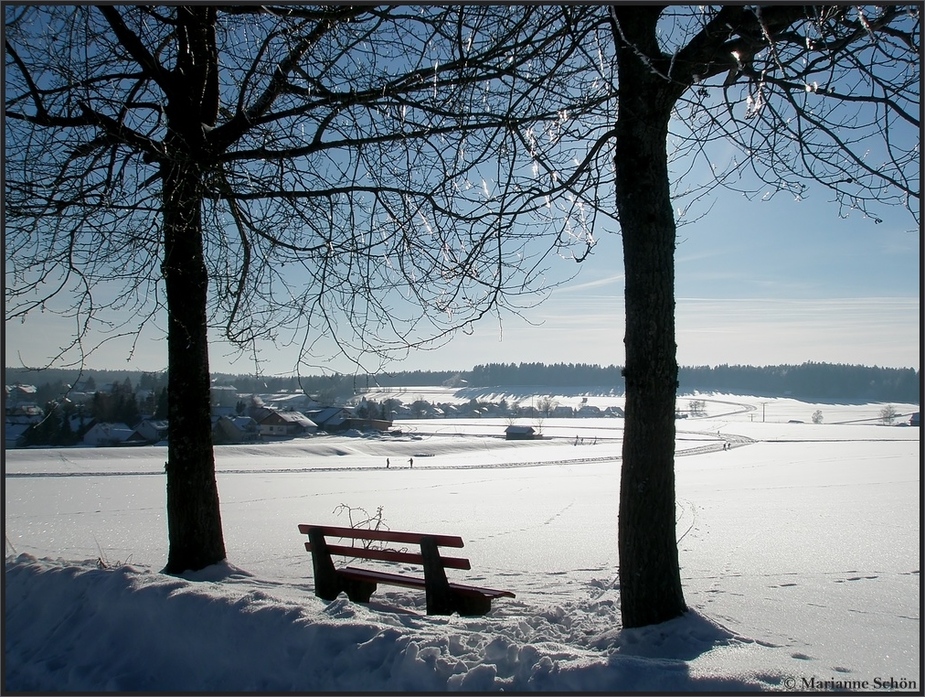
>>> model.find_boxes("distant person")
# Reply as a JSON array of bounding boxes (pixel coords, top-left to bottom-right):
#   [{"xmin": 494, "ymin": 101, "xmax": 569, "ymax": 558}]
[
  {"xmin": 386, "ymin": 458, "xmax": 390, "ymax": 469},
  {"xmin": 409, "ymin": 457, "xmax": 413, "ymax": 468}
]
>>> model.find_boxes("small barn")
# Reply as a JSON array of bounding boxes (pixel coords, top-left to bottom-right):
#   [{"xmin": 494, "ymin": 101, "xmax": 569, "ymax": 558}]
[
  {"xmin": 347, "ymin": 417, "xmax": 394, "ymax": 433},
  {"xmin": 505, "ymin": 425, "xmax": 536, "ymax": 441}
]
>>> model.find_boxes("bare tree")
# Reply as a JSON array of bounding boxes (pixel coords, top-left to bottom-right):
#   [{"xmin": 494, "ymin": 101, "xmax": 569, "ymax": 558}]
[
  {"xmin": 879, "ymin": 404, "xmax": 898, "ymax": 425},
  {"xmin": 519, "ymin": 4, "xmax": 918, "ymax": 628},
  {"xmin": 5, "ymin": 5, "xmax": 611, "ymax": 573},
  {"xmin": 592, "ymin": 5, "xmax": 917, "ymax": 628},
  {"xmin": 535, "ymin": 395, "xmax": 558, "ymax": 417}
]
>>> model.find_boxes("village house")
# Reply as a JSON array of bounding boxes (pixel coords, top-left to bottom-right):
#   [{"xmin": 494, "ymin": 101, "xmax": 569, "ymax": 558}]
[
  {"xmin": 262, "ymin": 391, "xmax": 321, "ymax": 413},
  {"xmin": 5, "ymin": 402, "xmax": 43, "ymax": 423},
  {"xmin": 5, "ymin": 384, "xmax": 38, "ymax": 406},
  {"xmin": 4, "ymin": 401, "xmax": 43, "ymax": 448},
  {"xmin": 4, "ymin": 422, "xmax": 32, "ymax": 449},
  {"xmin": 83, "ymin": 422, "xmax": 146, "ymax": 447},
  {"xmin": 304, "ymin": 407, "xmax": 351, "ymax": 433},
  {"xmin": 132, "ymin": 419, "xmax": 169, "ymax": 444},
  {"xmin": 346, "ymin": 417, "xmax": 395, "ymax": 433},
  {"xmin": 576, "ymin": 404, "xmax": 602, "ymax": 417},
  {"xmin": 257, "ymin": 410, "xmax": 317, "ymax": 438},
  {"xmin": 213, "ymin": 415, "xmax": 260, "ymax": 443}
]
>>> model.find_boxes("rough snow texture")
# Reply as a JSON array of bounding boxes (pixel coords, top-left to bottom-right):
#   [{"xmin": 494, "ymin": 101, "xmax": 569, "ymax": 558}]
[{"xmin": 5, "ymin": 394, "xmax": 920, "ymax": 692}]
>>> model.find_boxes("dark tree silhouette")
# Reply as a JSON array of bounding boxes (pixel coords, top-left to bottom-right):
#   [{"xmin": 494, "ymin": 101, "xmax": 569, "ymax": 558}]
[
  {"xmin": 5, "ymin": 5, "xmax": 609, "ymax": 572},
  {"xmin": 596, "ymin": 5, "xmax": 918, "ymax": 627}
]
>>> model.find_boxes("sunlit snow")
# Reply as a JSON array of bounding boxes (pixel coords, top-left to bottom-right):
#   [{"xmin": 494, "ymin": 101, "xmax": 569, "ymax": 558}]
[{"xmin": 4, "ymin": 393, "xmax": 920, "ymax": 692}]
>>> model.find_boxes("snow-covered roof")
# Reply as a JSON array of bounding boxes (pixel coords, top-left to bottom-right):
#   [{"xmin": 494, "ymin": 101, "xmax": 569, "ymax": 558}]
[
  {"xmin": 84, "ymin": 422, "xmax": 136, "ymax": 442},
  {"xmin": 140, "ymin": 419, "xmax": 169, "ymax": 429},
  {"xmin": 306, "ymin": 407, "xmax": 348, "ymax": 426},
  {"xmin": 279, "ymin": 411, "xmax": 314, "ymax": 426}
]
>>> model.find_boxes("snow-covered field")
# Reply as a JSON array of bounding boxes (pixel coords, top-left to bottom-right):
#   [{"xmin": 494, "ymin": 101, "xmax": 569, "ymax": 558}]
[{"xmin": 4, "ymin": 394, "xmax": 920, "ymax": 692}]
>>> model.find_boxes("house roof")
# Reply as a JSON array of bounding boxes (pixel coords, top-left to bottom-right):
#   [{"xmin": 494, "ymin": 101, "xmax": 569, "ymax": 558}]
[
  {"xmin": 4, "ymin": 423, "xmax": 30, "ymax": 443},
  {"xmin": 85, "ymin": 422, "xmax": 138, "ymax": 443},
  {"xmin": 139, "ymin": 419, "xmax": 169, "ymax": 429},
  {"xmin": 259, "ymin": 410, "xmax": 316, "ymax": 427},
  {"xmin": 305, "ymin": 407, "xmax": 348, "ymax": 426},
  {"xmin": 87, "ymin": 422, "xmax": 132, "ymax": 432},
  {"xmin": 505, "ymin": 425, "xmax": 535, "ymax": 434}
]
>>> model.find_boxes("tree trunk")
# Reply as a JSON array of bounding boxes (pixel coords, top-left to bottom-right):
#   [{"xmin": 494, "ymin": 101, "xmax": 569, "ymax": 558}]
[
  {"xmin": 161, "ymin": 158, "xmax": 226, "ymax": 574},
  {"xmin": 613, "ymin": 8, "xmax": 687, "ymax": 628},
  {"xmin": 159, "ymin": 6, "xmax": 225, "ymax": 573}
]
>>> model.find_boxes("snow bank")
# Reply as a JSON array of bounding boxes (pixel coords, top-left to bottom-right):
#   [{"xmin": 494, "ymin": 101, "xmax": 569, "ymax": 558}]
[{"xmin": 4, "ymin": 554, "xmax": 778, "ymax": 692}]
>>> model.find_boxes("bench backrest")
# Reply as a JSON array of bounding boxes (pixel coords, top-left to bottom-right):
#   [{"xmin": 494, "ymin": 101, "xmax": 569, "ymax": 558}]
[{"xmin": 297, "ymin": 523, "xmax": 472, "ymax": 570}]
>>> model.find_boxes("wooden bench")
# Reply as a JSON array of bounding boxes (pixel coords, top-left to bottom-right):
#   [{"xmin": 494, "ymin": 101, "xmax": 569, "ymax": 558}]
[{"xmin": 297, "ymin": 523, "xmax": 514, "ymax": 616}]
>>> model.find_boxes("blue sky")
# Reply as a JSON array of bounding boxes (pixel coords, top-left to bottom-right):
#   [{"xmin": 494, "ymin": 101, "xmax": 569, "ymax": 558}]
[
  {"xmin": 389, "ymin": 184, "xmax": 920, "ymax": 373},
  {"xmin": 5, "ymin": 176, "xmax": 918, "ymax": 377},
  {"xmin": 4, "ymin": 7, "xmax": 919, "ymax": 379}
]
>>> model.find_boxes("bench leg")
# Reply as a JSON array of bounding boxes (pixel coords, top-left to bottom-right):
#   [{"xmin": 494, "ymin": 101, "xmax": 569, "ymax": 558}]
[
  {"xmin": 341, "ymin": 577, "xmax": 377, "ymax": 603},
  {"xmin": 420, "ymin": 536, "xmax": 454, "ymax": 615},
  {"xmin": 308, "ymin": 529, "xmax": 342, "ymax": 601},
  {"xmin": 453, "ymin": 592, "xmax": 492, "ymax": 617}
]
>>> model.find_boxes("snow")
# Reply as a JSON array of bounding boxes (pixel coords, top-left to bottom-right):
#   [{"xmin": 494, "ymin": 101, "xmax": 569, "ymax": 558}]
[{"xmin": 4, "ymin": 394, "xmax": 921, "ymax": 692}]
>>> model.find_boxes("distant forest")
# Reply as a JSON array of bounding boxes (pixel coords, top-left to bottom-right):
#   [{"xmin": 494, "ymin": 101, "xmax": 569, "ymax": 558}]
[
  {"xmin": 5, "ymin": 361, "xmax": 919, "ymax": 404},
  {"xmin": 465, "ymin": 362, "xmax": 920, "ymax": 403}
]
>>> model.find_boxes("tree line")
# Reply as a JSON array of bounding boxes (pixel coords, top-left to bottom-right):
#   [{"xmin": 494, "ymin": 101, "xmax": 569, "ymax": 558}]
[
  {"xmin": 9, "ymin": 361, "xmax": 918, "ymax": 406},
  {"xmin": 406, "ymin": 361, "xmax": 919, "ymax": 403},
  {"xmin": 677, "ymin": 363, "xmax": 919, "ymax": 404}
]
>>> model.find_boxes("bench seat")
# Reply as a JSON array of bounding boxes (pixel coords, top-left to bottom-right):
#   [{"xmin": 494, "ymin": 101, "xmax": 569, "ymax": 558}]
[
  {"xmin": 340, "ymin": 566, "xmax": 515, "ymax": 598},
  {"xmin": 338, "ymin": 566, "xmax": 513, "ymax": 616}
]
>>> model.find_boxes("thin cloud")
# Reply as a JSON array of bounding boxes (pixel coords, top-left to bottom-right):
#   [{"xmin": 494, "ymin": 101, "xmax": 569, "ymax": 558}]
[{"xmin": 555, "ymin": 274, "xmax": 625, "ymax": 293}]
